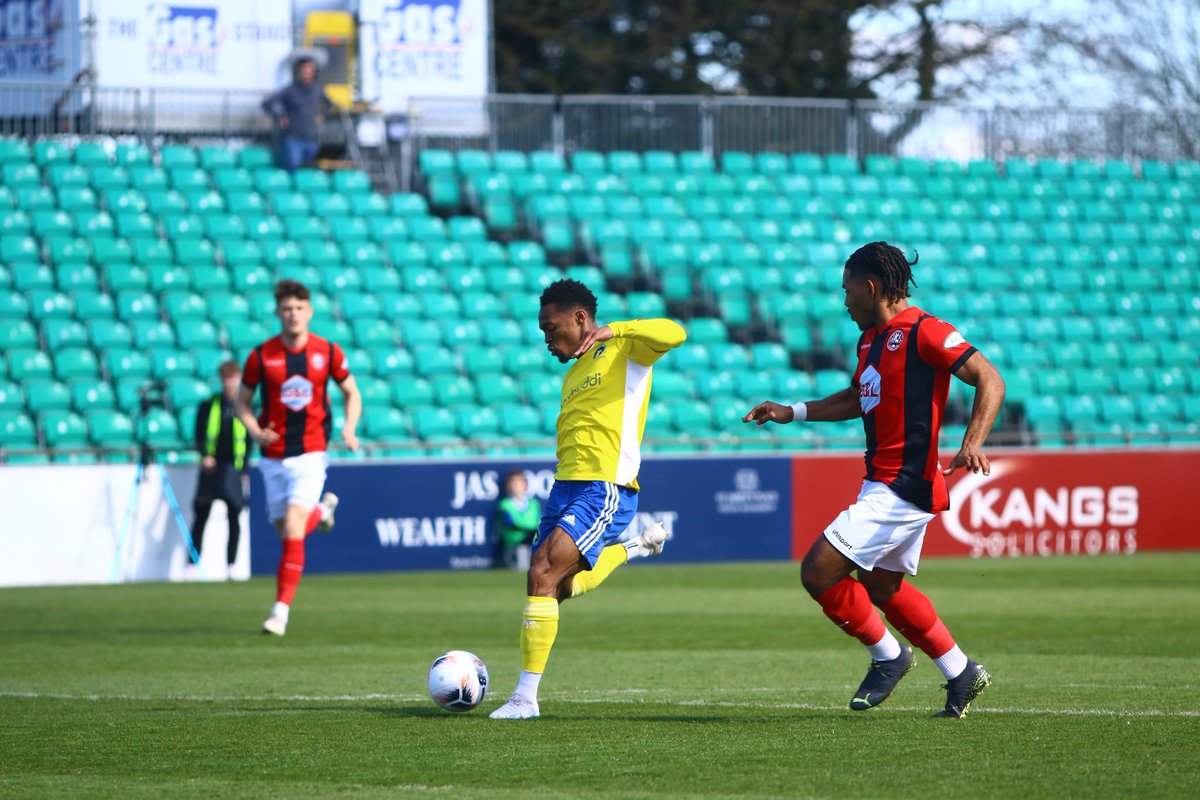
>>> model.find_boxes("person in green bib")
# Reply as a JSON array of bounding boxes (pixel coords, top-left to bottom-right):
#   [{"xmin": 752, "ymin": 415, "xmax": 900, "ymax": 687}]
[
  {"xmin": 190, "ymin": 360, "xmax": 251, "ymax": 577},
  {"xmin": 494, "ymin": 470, "xmax": 542, "ymax": 570}
]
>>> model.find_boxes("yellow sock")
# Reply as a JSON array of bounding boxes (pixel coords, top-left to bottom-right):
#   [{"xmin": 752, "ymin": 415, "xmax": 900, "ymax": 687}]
[
  {"xmin": 569, "ymin": 544, "xmax": 629, "ymax": 598},
  {"xmin": 520, "ymin": 596, "xmax": 559, "ymax": 673}
]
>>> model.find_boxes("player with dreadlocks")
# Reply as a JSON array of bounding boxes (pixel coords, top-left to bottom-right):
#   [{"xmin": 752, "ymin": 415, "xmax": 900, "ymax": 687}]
[{"xmin": 744, "ymin": 241, "xmax": 1006, "ymax": 717}]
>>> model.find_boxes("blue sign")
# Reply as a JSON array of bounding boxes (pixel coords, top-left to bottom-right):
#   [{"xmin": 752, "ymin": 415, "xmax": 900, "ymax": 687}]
[
  {"xmin": 0, "ymin": 0, "xmax": 74, "ymax": 82},
  {"xmin": 379, "ymin": 0, "xmax": 466, "ymax": 47},
  {"xmin": 249, "ymin": 456, "xmax": 794, "ymax": 575}
]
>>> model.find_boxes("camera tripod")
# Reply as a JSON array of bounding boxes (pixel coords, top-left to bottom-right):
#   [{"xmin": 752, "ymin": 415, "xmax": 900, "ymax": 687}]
[{"xmin": 109, "ymin": 384, "xmax": 204, "ymax": 583}]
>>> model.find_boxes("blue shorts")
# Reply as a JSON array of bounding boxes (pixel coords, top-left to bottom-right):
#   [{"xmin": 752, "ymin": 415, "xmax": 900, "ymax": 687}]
[{"xmin": 534, "ymin": 480, "xmax": 639, "ymax": 568}]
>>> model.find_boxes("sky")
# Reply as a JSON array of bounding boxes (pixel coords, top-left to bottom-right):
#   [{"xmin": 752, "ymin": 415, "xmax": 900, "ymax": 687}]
[{"xmin": 849, "ymin": 0, "xmax": 1124, "ymax": 109}]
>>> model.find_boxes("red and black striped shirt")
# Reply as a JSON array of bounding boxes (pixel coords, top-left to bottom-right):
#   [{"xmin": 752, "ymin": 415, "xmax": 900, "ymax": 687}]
[
  {"xmin": 242, "ymin": 334, "xmax": 350, "ymax": 459},
  {"xmin": 851, "ymin": 306, "xmax": 976, "ymax": 513}
]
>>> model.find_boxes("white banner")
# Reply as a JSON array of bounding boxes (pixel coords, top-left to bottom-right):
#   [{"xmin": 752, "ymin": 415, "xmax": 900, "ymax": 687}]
[
  {"xmin": 0, "ymin": 0, "xmax": 80, "ymax": 85},
  {"xmin": 92, "ymin": 0, "xmax": 293, "ymax": 90},
  {"xmin": 359, "ymin": 0, "xmax": 489, "ymax": 112},
  {"xmin": 0, "ymin": 464, "xmax": 250, "ymax": 587}
]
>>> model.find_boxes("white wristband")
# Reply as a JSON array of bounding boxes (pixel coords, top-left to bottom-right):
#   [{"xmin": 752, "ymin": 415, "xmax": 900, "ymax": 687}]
[{"xmin": 790, "ymin": 402, "xmax": 808, "ymax": 422}]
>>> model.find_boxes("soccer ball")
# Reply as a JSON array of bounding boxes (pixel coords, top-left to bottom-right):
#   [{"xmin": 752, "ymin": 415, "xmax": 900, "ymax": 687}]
[{"xmin": 427, "ymin": 650, "xmax": 489, "ymax": 712}]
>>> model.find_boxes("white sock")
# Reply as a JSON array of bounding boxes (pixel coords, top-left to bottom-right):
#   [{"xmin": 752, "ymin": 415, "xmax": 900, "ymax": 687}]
[
  {"xmin": 933, "ymin": 645, "xmax": 969, "ymax": 679},
  {"xmin": 622, "ymin": 538, "xmax": 649, "ymax": 559},
  {"xmin": 271, "ymin": 601, "xmax": 290, "ymax": 621},
  {"xmin": 515, "ymin": 670, "xmax": 542, "ymax": 702},
  {"xmin": 623, "ymin": 522, "xmax": 665, "ymax": 560},
  {"xmin": 866, "ymin": 629, "xmax": 903, "ymax": 662},
  {"xmin": 318, "ymin": 503, "xmax": 331, "ymax": 521}
]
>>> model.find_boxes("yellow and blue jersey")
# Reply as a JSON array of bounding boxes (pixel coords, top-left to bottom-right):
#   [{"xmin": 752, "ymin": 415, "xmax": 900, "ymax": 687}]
[{"xmin": 554, "ymin": 318, "xmax": 686, "ymax": 491}]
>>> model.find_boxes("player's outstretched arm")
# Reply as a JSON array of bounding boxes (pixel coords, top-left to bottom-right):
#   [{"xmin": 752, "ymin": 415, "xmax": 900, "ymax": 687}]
[
  {"xmin": 944, "ymin": 351, "xmax": 1005, "ymax": 476},
  {"xmin": 743, "ymin": 387, "xmax": 860, "ymax": 425},
  {"xmin": 742, "ymin": 401, "xmax": 795, "ymax": 424},
  {"xmin": 336, "ymin": 374, "xmax": 362, "ymax": 451}
]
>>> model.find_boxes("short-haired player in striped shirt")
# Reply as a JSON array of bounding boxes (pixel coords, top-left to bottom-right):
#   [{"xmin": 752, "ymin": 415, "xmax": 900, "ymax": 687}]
[
  {"xmin": 744, "ymin": 242, "xmax": 1006, "ymax": 718},
  {"xmin": 235, "ymin": 280, "xmax": 362, "ymax": 637},
  {"xmin": 489, "ymin": 279, "xmax": 686, "ymax": 719}
]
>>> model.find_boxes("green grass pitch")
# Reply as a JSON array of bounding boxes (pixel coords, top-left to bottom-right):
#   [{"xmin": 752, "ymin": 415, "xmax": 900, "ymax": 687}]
[{"xmin": 2, "ymin": 553, "xmax": 1198, "ymax": 798}]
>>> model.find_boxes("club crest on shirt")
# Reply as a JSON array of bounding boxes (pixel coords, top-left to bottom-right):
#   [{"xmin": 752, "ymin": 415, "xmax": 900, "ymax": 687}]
[
  {"xmin": 886, "ymin": 330, "xmax": 905, "ymax": 351},
  {"xmin": 592, "ymin": 344, "xmax": 606, "ymax": 359},
  {"xmin": 310, "ymin": 353, "xmax": 326, "ymax": 370}
]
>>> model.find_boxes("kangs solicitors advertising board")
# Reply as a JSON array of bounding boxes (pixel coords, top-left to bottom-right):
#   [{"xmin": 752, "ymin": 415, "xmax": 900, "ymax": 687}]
[
  {"xmin": 790, "ymin": 449, "xmax": 1199, "ymax": 559},
  {"xmin": 248, "ymin": 457, "xmax": 792, "ymax": 575}
]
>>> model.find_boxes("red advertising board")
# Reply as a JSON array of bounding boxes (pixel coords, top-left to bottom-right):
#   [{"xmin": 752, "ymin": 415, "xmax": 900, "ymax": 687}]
[{"xmin": 791, "ymin": 448, "xmax": 1200, "ymax": 560}]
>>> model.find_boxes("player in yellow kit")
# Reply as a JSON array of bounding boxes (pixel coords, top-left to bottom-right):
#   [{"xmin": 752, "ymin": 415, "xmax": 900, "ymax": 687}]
[{"xmin": 490, "ymin": 279, "xmax": 686, "ymax": 719}]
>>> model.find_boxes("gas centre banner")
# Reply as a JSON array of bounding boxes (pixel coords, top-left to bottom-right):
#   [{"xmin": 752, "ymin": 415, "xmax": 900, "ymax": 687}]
[
  {"xmin": 92, "ymin": 0, "xmax": 293, "ymax": 90},
  {"xmin": 0, "ymin": 0, "xmax": 80, "ymax": 85},
  {"xmin": 249, "ymin": 457, "xmax": 792, "ymax": 575},
  {"xmin": 790, "ymin": 448, "xmax": 1197, "ymax": 560},
  {"xmin": 358, "ymin": 0, "xmax": 489, "ymax": 115}
]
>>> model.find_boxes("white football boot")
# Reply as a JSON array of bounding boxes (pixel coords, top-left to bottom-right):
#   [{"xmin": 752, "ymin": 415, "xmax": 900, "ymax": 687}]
[
  {"xmin": 317, "ymin": 492, "xmax": 339, "ymax": 533},
  {"xmin": 623, "ymin": 521, "xmax": 669, "ymax": 559},
  {"xmin": 489, "ymin": 693, "xmax": 540, "ymax": 719},
  {"xmin": 261, "ymin": 602, "xmax": 289, "ymax": 636}
]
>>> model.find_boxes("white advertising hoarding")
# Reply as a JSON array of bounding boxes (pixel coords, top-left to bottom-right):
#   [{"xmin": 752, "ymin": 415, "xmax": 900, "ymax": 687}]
[
  {"xmin": 92, "ymin": 0, "xmax": 293, "ymax": 90},
  {"xmin": 0, "ymin": 464, "xmax": 250, "ymax": 587},
  {"xmin": 359, "ymin": 0, "xmax": 489, "ymax": 112}
]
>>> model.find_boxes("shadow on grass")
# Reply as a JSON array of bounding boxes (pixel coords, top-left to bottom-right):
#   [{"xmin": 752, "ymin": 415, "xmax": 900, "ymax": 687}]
[
  {"xmin": 366, "ymin": 705, "xmax": 839, "ymax": 723},
  {"xmin": 368, "ymin": 704, "xmax": 456, "ymax": 718}
]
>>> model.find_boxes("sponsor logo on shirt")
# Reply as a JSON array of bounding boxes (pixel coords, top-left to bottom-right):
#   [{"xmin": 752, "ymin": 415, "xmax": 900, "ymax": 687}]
[
  {"xmin": 565, "ymin": 372, "xmax": 601, "ymax": 402},
  {"xmin": 944, "ymin": 331, "xmax": 965, "ymax": 349},
  {"xmin": 264, "ymin": 359, "xmax": 285, "ymax": 367},
  {"xmin": 280, "ymin": 375, "xmax": 314, "ymax": 411},
  {"xmin": 859, "ymin": 365, "xmax": 881, "ymax": 415},
  {"xmin": 886, "ymin": 330, "xmax": 905, "ymax": 351}
]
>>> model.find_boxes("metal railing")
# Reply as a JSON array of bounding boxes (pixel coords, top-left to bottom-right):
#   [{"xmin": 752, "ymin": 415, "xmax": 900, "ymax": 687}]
[
  {"xmin": 2, "ymin": 424, "xmax": 1192, "ymax": 466},
  {"xmin": 3, "ymin": 83, "xmax": 1198, "ymax": 163},
  {"xmin": 404, "ymin": 94, "xmax": 1200, "ymax": 163}
]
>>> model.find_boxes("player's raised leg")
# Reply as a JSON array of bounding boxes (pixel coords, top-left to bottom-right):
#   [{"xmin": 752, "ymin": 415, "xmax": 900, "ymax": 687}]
[{"xmin": 569, "ymin": 521, "xmax": 668, "ymax": 598}]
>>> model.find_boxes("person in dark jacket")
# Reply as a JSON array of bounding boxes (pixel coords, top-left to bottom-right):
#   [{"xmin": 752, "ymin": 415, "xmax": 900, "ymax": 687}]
[
  {"xmin": 261, "ymin": 56, "xmax": 334, "ymax": 172},
  {"xmin": 191, "ymin": 361, "xmax": 250, "ymax": 575}
]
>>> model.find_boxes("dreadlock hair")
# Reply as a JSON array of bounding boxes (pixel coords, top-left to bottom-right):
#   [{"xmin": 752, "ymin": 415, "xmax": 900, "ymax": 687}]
[
  {"xmin": 540, "ymin": 279, "xmax": 597, "ymax": 318},
  {"xmin": 844, "ymin": 241, "xmax": 919, "ymax": 302}
]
